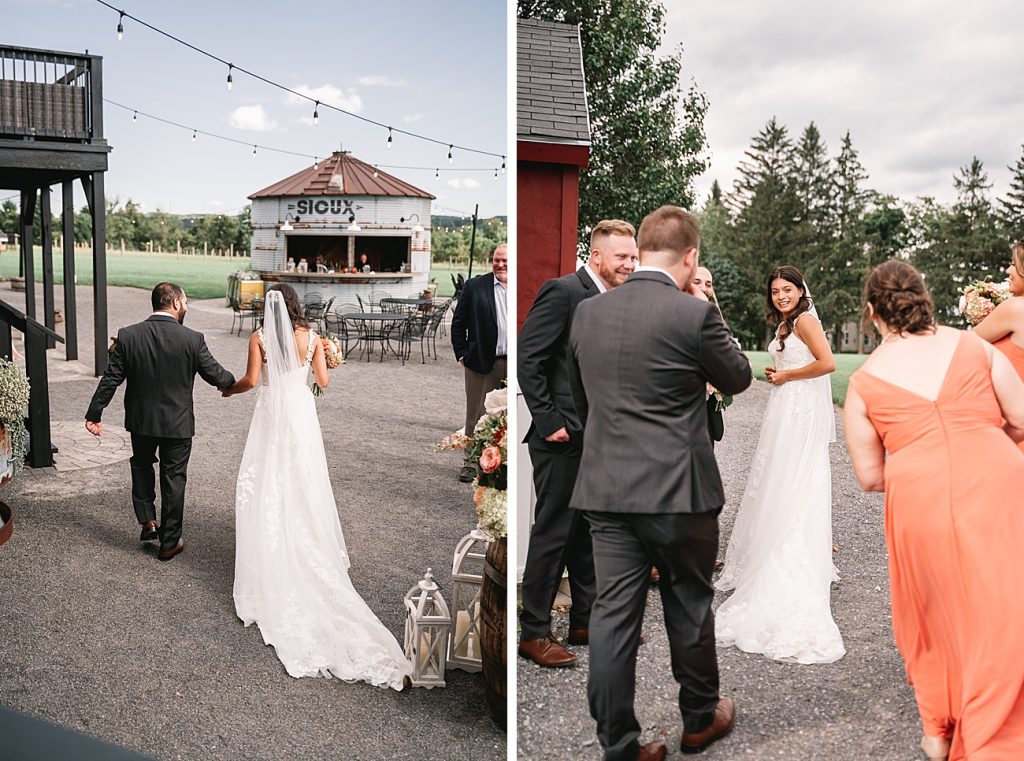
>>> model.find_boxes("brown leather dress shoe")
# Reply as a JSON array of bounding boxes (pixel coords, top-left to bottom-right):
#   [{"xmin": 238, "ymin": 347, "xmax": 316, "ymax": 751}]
[
  {"xmin": 157, "ymin": 539, "xmax": 184, "ymax": 562},
  {"xmin": 140, "ymin": 520, "xmax": 159, "ymax": 541},
  {"xmin": 518, "ymin": 636, "xmax": 577, "ymax": 667},
  {"xmin": 567, "ymin": 628, "xmax": 644, "ymax": 646},
  {"xmin": 649, "ymin": 566, "xmax": 660, "ymax": 583},
  {"xmin": 638, "ymin": 740, "xmax": 667, "ymax": 761},
  {"xmin": 680, "ymin": 697, "xmax": 734, "ymax": 754}
]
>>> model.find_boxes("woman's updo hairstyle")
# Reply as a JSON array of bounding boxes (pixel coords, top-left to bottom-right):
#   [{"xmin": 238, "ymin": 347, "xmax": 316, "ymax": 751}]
[{"xmin": 862, "ymin": 260, "xmax": 934, "ymax": 336}]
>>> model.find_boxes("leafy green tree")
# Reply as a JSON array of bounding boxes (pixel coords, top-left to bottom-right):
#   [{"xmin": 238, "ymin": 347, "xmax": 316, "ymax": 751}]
[
  {"xmin": 998, "ymin": 144, "xmax": 1024, "ymax": 242},
  {"xmin": 519, "ymin": 0, "xmax": 708, "ymax": 249}
]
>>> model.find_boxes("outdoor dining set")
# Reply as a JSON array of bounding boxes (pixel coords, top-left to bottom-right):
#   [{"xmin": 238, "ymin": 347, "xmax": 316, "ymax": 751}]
[{"xmin": 230, "ymin": 290, "xmax": 454, "ymax": 365}]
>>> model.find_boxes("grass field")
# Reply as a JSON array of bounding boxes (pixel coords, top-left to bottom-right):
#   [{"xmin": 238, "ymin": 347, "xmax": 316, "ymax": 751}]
[
  {"xmin": 0, "ymin": 249, "xmax": 482, "ymax": 300},
  {"xmin": 745, "ymin": 350, "xmax": 867, "ymax": 406}
]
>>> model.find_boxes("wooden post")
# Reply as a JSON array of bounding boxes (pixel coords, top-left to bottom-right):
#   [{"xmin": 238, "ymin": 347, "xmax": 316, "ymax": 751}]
[
  {"xmin": 41, "ymin": 187, "xmax": 57, "ymax": 349},
  {"xmin": 24, "ymin": 322, "xmax": 54, "ymax": 468},
  {"xmin": 89, "ymin": 171, "xmax": 108, "ymax": 376},
  {"xmin": 347, "ymin": 236, "xmax": 355, "ymax": 270},
  {"xmin": 20, "ymin": 189, "xmax": 37, "ymax": 319},
  {"xmin": 62, "ymin": 180, "xmax": 78, "ymax": 361}
]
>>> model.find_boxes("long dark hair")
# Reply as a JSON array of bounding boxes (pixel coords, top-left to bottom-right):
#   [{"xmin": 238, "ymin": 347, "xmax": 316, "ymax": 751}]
[
  {"xmin": 264, "ymin": 283, "xmax": 308, "ymax": 330},
  {"xmin": 766, "ymin": 265, "xmax": 812, "ymax": 350}
]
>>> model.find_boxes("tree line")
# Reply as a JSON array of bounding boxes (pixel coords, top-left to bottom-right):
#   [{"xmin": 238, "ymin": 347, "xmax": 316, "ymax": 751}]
[{"xmin": 699, "ymin": 119, "xmax": 1024, "ymax": 349}]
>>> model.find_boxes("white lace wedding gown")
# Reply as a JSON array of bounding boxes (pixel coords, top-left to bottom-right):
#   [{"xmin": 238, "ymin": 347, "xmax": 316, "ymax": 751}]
[
  {"xmin": 714, "ymin": 313, "xmax": 845, "ymax": 664},
  {"xmin": 233, "ymin": 308, "xmax": 411, "ymax": 689}
]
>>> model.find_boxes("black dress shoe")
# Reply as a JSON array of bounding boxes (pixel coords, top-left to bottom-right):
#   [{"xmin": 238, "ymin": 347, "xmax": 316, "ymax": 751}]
[
  {"xmin": 140, "ymin": 520, "xmax": 159, "ymax": 541},
  {"xmin": 158, "ymin": 539, "xmax": 184, "ymax": 562},
  {"xmin": 458, "ymin": 464, "xmax": 477, "ymax": 483}
]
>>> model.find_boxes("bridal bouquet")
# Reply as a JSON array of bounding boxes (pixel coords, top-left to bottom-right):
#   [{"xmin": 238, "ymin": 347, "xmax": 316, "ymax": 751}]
[
  {"xmin": 0, "ymin": 357, "xmax": 30, "ymax": 482},
  {"xmin": 312, "ymin": 336, "xmax": 343, "ymax": 396},
  {"xmin": 959, "ymin": 279, "xmax": 1010, "ymax": 326}
]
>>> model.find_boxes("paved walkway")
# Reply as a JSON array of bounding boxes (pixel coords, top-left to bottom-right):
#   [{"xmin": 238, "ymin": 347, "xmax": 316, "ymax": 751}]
[
  {"xmin": 1, "ymin": 282, "xmax": 503, "ymax": 761},
  {"xmin": 517, "ymin": 382, "xmax": 921, "ymax": 760}
]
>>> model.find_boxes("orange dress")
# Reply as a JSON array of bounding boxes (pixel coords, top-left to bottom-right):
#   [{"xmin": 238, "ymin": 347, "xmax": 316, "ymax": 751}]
[
  {"xmin": 993, "ymin": 336, "xmax": 1024, "ymax": 452},
  {"xmin": 849, "ymin": 332, "xmax": 1024, "ymax": 760}
]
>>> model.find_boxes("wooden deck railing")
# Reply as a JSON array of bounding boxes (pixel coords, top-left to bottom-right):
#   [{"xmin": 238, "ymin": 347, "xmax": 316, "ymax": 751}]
[{"xmin": 0, "ymin": 45, "xmax": 100, "ymax": 140}]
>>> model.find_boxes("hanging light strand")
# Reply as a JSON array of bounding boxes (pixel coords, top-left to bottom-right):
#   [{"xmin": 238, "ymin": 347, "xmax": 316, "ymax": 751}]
[
  {"xmin": 103, "ymin": 98, "xmax": 504, "ymax": 172},
  {"xmin": 93, "ymin": 0, "xmax": 503, "ymax": 159}
]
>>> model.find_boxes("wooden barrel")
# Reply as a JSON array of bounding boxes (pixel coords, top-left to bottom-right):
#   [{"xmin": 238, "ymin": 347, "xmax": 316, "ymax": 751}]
[
  {"xmin": 479, "ymin": 536, "xmax": 507, "ymax": 730},
  {"xmin": 0, "ymin": 499, "xmax": 12, "ymax": 549}
]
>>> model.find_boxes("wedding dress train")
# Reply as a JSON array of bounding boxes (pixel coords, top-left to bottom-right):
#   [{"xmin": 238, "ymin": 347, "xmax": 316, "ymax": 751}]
[
  {"xmin": 233, "ymin": 293, "xmax": 411, "ymax": 689},
  {"xmin": 714, "ymin": 315, "xmax": 845, "ymax": 664}
]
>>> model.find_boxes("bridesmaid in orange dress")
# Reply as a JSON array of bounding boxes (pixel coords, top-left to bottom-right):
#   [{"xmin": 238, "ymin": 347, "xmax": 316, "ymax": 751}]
[
  {"xmin": 974, "ymin": 241, "xmax": 1024, "ymax": 451},
  {"xmin": 844, "ymin": 260, "xmax": 1024, "ymax": 761}
]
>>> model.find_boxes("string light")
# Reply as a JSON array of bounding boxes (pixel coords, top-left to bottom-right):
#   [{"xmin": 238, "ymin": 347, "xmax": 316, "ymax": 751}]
[
  {"xmin": 313, "ymin": 156, "xmax": 318, "ymax": 169},
  {"xmin": 132, "ymin": 110, "xmax": 137, "ymax": 123},
  {"xmin": 94, "ymin": 0, "xmax": 501, "ymax": 158},
  {"xmin": 191, "ymin": 128, "xmax": 197, "ymax": 143},
  {"xmin": 501, "ymin": 156, "xmax": 506, "ymax": 174},
  {"xmin": 435, "ymin": 168, "xmax": 439, "ymax": 179},
  {"xmin": 447, "ymin": 144, "xmax": 453, "ymax": 165},
  {"xmin": 494, "ymin": 169, "xmax": 498, "ymax": 179},
  {"xmin": 116, "ymin": 10, "xmax": 124, "ymax": 40},
  {"xmin": 252, "ymin": 144, "xmax": 257, "ymax": 158},
  {"xmin": 373, "ymin": 165, "xmax": 379, "ymax": 178},
  {"xmin": 313, "ymin": 101, "xmax": 319, "ymax": 126}
]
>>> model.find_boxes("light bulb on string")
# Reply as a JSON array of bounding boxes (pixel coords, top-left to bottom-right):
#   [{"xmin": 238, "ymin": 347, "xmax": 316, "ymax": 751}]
[
  {"xmin": 132, "ymin": 110, "xmax": 137, "ymax": 123},
  {"xmin": 226, "ymin": 64, "xmax": 234, "ymax": 92},
  {"xmin": 191, "ymin": 129, "xmax": 197, "ymax": 143},
  {"xmin": 386, "ymin": 127, "xmax": 393, "ymax": 150},
  {"xmin": 312, "ymin": 101, "xmax": 319, "ymax": 126},
  {"xmin": 373, "ymin": 165, "xmax": 378, "ymax": 178},
  {"xmin": 447, "ymin": 144, "xmax": 453, "ymax": 165},
  {"xmin": 252, "ymin": 144, "xmax": 257, "ymax": 158},
  {"xmin": 501, "ymin": 156, "xmax": 506, "ymax": 174},
  {"xmin": 313, "ymin": 157, "xmax": 319, "ymax": 169},
  {"xmin": 117, "ymin": 11, "xmax": 125, "ymax": 41},
  {"xmin": 435, "ymin": 168, "xmax": 439, "ymax": 179},
  {"xmin": 494, "ymin": 169, "xmax": 498, "ymax": 179}
]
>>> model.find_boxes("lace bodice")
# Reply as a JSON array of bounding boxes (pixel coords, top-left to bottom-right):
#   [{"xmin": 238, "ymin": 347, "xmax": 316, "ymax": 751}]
[
  {"xmin": 769, "ymin": 315, "xmax": 817, "ymax": 370},
  {"xmin": 256, "ymin": 328, "xmax": 317, "ymax": 386}
]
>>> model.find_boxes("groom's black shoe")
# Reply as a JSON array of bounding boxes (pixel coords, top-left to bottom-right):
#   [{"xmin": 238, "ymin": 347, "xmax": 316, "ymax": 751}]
[
  {"xmin": 139, "ymin": 520, "xmax": 159, "ymax": 541},
  {"xmin": 638, "ymin": 740, "xmax": 667, "ymax": 761},
  {"xmin": 157, "ymin": 539, "xmax": 184, "ymax": 562},
  {"xmin": 680, "ymin": 698, "xmax": 735, "ymax": 754}
]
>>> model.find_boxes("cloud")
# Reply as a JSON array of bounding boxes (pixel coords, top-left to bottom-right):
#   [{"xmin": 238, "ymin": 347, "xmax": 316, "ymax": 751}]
[
  {"xmin": 355, "ymin": 75, "xmax": 407, "ymax": 87},
  {"xmin": 447, "ymin": 178, "xmax": 481, "ymax": 190},
  {"xmin": 402, "ymin": 113, "xmax": 423, "ymax": 124},
  {"xmin": 286, "ymin": 84, "xmax": 362, "ymax": 113},
  {"xmin": 228, "ymin": 105, "xmax": 278, "ymax": 132}
]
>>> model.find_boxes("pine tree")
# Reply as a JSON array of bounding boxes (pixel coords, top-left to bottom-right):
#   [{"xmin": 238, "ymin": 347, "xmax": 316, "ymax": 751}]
[{"xmin": 998, "ymin": 144, "xmax": 1024, "ymax": 241}]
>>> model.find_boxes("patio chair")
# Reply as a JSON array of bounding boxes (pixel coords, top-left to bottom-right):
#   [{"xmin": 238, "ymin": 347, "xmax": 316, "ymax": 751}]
[
  {"xmin": 323, "ymin": 311, "xmax": 352, "ymax": 357},
  {"xmin": 303, "ymin": 291, "xmax": 324, "ymax": 305},
  {"xmin": 368, "ymin": 290, "xmax": 392, "ymax": 311},
  {"xmin": 432, "ymin": 297, "xmax": 453, "ymax": 338},
  {"xmin": 397, "ymin": 309, "xmax": 433, "ymax": 364},
  {"xmin": 424, "ymin": 301, "xmax": 452, "ymax": 359},
  {"xmin": 304, "ymin": 300, "xmax": 328, "ymax": 332},
  {"xmin": 230, "ymin": 296, "xmax": 257, "ymax": 336}
]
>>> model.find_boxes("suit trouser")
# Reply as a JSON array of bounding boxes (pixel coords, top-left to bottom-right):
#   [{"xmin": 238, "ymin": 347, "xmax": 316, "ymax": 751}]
[
  {"xmin": 519, "ymin": 434, "xmax": 595, "ymax": 639},
  {"xmin": 463, "ymin": 356, "xmax": 507, "ymax": 442},
  {"xmin": 585, "ymin": 509, "xmax": 721, "ymax": 761},
  {"xmin": 130, "ymin": 433, "xmax": 192, "ymax": 552}
]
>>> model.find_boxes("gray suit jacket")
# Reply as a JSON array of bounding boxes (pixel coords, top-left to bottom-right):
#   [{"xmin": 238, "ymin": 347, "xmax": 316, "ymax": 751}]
[{"xmin": 569, "ymin": 270, "xmax": 752, "ymax": 514}]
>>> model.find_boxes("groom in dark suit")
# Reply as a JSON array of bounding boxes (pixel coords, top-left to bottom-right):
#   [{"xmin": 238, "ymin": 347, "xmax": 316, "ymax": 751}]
[
  {"xmin": 518, "ymin": 219, "xmax": 636, "ymax": 668},
  {"xmin": 570, "ymin": 207, "xmax": 752, "ymax": 760},
  {"xmin": 85, "ymin": 282, "xmax": 235, "ymax": 561}
]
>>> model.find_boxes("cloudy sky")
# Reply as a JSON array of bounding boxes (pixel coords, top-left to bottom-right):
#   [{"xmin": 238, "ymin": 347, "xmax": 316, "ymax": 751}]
[
  {"xmin": 4, "ymin": 0, "xmax": 507, "ymax": 217},
  {"xmin": 663, "ymin": 0, "xmax": 1024, "ymax": 208}
]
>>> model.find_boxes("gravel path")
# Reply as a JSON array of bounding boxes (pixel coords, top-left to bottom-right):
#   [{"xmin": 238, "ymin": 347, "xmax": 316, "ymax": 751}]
[
  {"xmin": 0, "ymin": 283, "xmax": 503, "ymax": 760},
  {"xmin": 517, "ymin": 381, "xmax": 922, "ymax": 760}
]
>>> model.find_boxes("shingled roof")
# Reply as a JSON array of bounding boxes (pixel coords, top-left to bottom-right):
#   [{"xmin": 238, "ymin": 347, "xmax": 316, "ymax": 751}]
[
  {"xmin": 517, "ymin": 17, "xmax": 591, "ymax": 145},
  {"xmin": 248, "ymin": 152, "xmax": 435, "ymax": 199}
]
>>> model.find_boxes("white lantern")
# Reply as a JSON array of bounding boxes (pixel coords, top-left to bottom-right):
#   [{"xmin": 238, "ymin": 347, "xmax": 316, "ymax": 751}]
[
  {"xmin": 447, "ymin": 527, "xmax": 487, "ymax": 671},
  {"xmin": 404, "ymin": 568, "xmax": 451, "ymax": 688}
]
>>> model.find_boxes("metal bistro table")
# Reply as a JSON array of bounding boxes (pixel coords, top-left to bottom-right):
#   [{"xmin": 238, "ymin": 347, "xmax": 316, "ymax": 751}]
[
  {"xmin": 343, "ymin": 313, "xmax": 409, "ymax": 363},
  {"xmin": 379, "ymin": 297, "xmax": 432, "ymax": 314}
]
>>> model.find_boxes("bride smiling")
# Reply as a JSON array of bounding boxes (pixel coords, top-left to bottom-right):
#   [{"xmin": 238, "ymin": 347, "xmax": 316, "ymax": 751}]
[{"xmin": 714, "ymin": 265, "xmax": 845, "ymax": 665}]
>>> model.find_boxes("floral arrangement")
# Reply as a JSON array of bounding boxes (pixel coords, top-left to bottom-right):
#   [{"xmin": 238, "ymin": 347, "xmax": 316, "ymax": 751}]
[
  {"xmin": 0, "ymin": 357, "xmax": 30, "ymax": 482},
  {"xmin": 473, "ymin": 485, "xmax": 507, "ymax": 541},
  {"xmin": 959, "ymin": 279, "xmax": 1011, "ymax": 326},
  {"xmin": 312, "ymin": 335, "xmax": 343, "ymax": 396},
  {"xmin": 232, "ymin": 270, "xmax": 262, "ymax": 281}
]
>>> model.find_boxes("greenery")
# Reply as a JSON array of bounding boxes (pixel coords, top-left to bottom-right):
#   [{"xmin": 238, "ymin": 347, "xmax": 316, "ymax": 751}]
[
  {"xmin": 0, "ymin": 248, "xmax": 250, "ymax": 300},
  {"xmin": 745, "ymin": 351, "xmax": 867, "ymax": 407},
  {"xmin": 700, "ymin": 120, "xmax": 1024, "ymax": 348},
  {"xmin": 519, "ymin": 0, "xmax": 708, "ymax": 251},
  {"xmin": 0, "ymin": 357, "xmax": 30, "ymax": 480}
]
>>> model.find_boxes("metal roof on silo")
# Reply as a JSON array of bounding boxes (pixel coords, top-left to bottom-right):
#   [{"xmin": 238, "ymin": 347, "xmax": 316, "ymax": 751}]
[{"xmin": 248, "ymin": 151, "xmax": 435, "ymax": 199}]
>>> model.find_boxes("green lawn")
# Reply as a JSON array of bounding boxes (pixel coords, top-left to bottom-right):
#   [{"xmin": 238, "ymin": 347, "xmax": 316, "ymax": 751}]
[
  {"xmin": 0, "ymin": 248, "xmax": 250, "ymax": 300},
  {"xmin": 745, "ymin": 351, "xmax": 867, "ymax": 406},
  {"xmin": 0, "ymin": 250, "xmax": 483, "ymax": 300}
]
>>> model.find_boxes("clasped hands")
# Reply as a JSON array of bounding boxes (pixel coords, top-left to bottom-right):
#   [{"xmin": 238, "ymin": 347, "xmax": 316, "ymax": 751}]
[{"xmin": 764, "ymin": 366, "xmax": 791, "ymax": 386}]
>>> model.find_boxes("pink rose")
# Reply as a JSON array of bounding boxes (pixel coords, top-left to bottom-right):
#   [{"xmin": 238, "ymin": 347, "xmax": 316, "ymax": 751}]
[{"xmin": 479, "ymin": 445, "xmax": 502, "ymax": 474}]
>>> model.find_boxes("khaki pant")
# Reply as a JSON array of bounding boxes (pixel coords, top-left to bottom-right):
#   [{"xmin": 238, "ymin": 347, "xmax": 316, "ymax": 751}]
[{"xmin": 463, "ymin": 356, "xmax": 507, "ymax": 446}]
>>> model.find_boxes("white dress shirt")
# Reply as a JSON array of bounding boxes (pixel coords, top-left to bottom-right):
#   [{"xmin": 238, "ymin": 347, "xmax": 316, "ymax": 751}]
[
  {"xmin": 494, "ymin": 277, "xmax": 508, "ymax": 356},
  {"xmin": 580, "ymin": 263, "xmax": 608, "ymax": 293}
]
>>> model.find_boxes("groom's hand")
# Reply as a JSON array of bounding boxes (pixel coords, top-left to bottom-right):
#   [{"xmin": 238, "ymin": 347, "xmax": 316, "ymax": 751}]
[
  {"xmin": 85, "ymin": 420, "xmax": 103, "ymax": 437},
  {"xmin": 545, "ymin": 427, "xmax": 570, "ymax": 443}
]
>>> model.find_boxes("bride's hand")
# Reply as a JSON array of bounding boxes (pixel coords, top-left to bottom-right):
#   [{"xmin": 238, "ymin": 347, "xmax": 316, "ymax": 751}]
[
  {"xmin": 764, "ymin": 366, "xmax": 775, "ymax": 382},
  {"xmin": 768, "ymin": 369, "xmax": 790, "ymax": 386}
]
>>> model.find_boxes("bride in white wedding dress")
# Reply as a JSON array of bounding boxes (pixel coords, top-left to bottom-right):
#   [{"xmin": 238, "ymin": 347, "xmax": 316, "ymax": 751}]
[
  {"xmin": 223, "ymin": 285, "xmax": 411, "ymax": 689},
  {"xmin": 714, "ymin": 266, "xmax": 845, "ymax": 664}
]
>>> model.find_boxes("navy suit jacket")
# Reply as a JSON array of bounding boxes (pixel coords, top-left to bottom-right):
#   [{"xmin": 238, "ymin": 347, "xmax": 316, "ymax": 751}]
[{"xmin": 451, "ymin": 272, "xmax": 500, "ymax": 374}]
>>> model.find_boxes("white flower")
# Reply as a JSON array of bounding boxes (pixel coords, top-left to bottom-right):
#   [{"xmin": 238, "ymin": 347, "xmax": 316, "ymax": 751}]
[{"xmin": 483, "ymin": 387, "xmax": 507, "ymax": 414}]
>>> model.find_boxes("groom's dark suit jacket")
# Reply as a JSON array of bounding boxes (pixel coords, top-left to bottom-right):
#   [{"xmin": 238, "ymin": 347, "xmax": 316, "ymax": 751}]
[
  {"xmin": 86, "ymin": 314, "xmax": 235, "ymax": 438},
  {"xmin": 569, "ymin": 270, "xmax": 752, "ymax": 514}
]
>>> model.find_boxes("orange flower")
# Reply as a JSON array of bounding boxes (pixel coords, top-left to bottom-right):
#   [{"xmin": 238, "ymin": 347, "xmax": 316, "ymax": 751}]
[
  {"xmin": 473, "ymin": 486, "xmax": 487, "ymax": 505},
  {"xmin": 493, "ymin": 426, "xmax": 506, "ymax": 446},
  {"xmin": 479, "ymin": 445, "xmax": 502, "ymax": 473}
]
